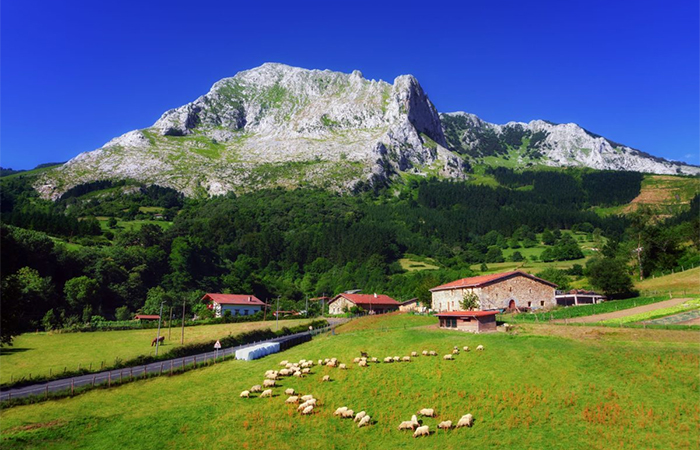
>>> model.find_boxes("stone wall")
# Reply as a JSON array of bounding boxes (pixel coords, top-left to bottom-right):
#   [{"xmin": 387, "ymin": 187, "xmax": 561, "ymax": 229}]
[{"xmin": 328, "ymin": 297, "xmax": 353, "ymax": 315}]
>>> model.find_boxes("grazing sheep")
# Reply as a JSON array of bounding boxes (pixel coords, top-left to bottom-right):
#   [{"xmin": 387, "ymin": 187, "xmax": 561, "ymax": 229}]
[
  {"xmin": 411, "ymin": 351, "xmax": 418, "ymax": 357},
  {"xmin": 354, "ymin": 411, "xmax": 367, "ymax": 422},
  {"xmin": 452, "ymin": 349, "xmax": 459, "ymax": 354},
  {"xmin": 418, "ymin": 408, "xmax": 435, "ymax": 417},
  {"xmin": 411, "ymin": 415, "xmax": 419, "ymax": 426},
  {"xmin": 429, "ymin": 351, "xmax": 437, "ymax": 356},
  {"xmin": 318, "ymin": 359, "xmax": 323, "ymax": 365},
  {"xmin": 357, "ymin": 415, "xmax": 371, "ymax": 428},
  {"xmin": 341, "ymin": 409, "xmax": 354, "ymax": 419},
  {"xmin": 285, "ymin": 396, "xmax": 299, "ymax": 404},
  {"xmin": 298, "ymin": 402, "xmax": 310, "ymax": 411},
  {"xmin": 285, "ymin": 363, "xmax": 293, "ymax": 369},
  {"xmin": 301, "ymin": 394, "xmax": 314, "ymax": 401},
  {"xmin": 438, "ymin": 420, "xmax": 452, "ymax": 430},
  {"xmin": 334, "ymin": 406, "xmax": 348, "ymax": 416},
  {"xmin": 476, "ymin": 345, "xmax": 484, "ymax": 351},
  {"xmin": 260, "ymin": 389, "xmax": 273, "ymax": 398},
  {"xmin": 393, "ymin": 356, "xmax": 400, "ymax": 362},
  {"xmin": 279, "ymin": 360, "xmax": 288, "ymax": 366},
  {"xmin": 301, "ymin": 405, "xmax": 314, "ymax": 415},
  {"xmin": 263, "ymin": 379, "xmax": 276, "ymax": 387},
  {"xmin": 240, "ymin": 390, "xmax": 250, "ymax": 398},
  {"xmin": 302, "ymin": 368, "xmax": 311, "ymax": 374},
  {"xmin": 422, "ymin": 350, "xmax": 428, "ymax": 356},
  {"xmin": 456, "ymin": 414, "xmax": 474, "ymax": 428},
  {"xmin": 358, "ymin": 360, "xmax": 367, "ymax": 367},
  {"xmin": 326, "ymin": 361, "xmax": 336, "ymax": 367},
  {"xmin": 402, "ymin": 356, "xmax": 411, "ymax": 362},
  {"xmin": 305, "ymin": 398, "xmax": 317, "ymax": 406},
  {"xmin": 353, "ymin": 357, "xmax": 360, "ymax": 364},
  {"xmin": 443, "ymin": 354, "xmax": 453, "ymax": 360},
  {"xmin": 453, "ymin": 345, "xmax": 459, "ymax": 350},
  {"xmin": 265, "ymin": 373, "xmax": 278, "ymax": 380},
  {"xmin": 463, "ymin": 346, "xmax": 470, "ymax": 352},
  {"xmin": 383, "ymin": 357, "xmax": 393, "ymax": 363},
  {"xmin": 322, "ymin": 375, "xmax": 331, "ymax": 382},
  {"xmin": 250, "ymin": 385, "xmax": 262, "ymax": 393},
  {"xmin": 370, "ymin": 357, "xmax": 378, "ymax": 363},
  {"xmin": 293, "ymin": 371, "xmax": 303, "ymax": 378},
  {"xmin": 398, "ymin": 421, "xmax": 417, "ymax": 430},
  {"xmin": 338, "ymin": 363, "xmax": 347, "ymax": 370},
  {"xmin": 413, "ymin": 425, "xmax": 429, "ymax": 438},
  {"xmin": 284, "ymin": 388, "xmax": 295, "ymax": 396}
]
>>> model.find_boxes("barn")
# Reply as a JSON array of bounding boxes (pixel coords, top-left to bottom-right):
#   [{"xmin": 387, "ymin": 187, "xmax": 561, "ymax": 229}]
[
  {"xmin": 399, "ymin": 298, "xmax": 425, "ymax": 313},
  {"xmin": 430, "ymin": 271, "xmax": 557, "ymax": 312},
  {"xmin": 435, "ymin": 311, "xmax": 498, "ymax": 333},
  {"xmin": 327, "ymin": 293, "xmax": 400, "ymax": 315},
  {"xmin": 202, "ymin": 293, "xmax": 267, "ymax": 317}
]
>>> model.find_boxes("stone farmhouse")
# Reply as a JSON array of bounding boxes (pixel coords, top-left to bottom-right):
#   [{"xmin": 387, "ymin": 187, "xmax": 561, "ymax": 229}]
[
  {"xmin": 202, "ymin": 293, "xmax": 267, "ymax": 317},
  {"xmin": 429, "ymin": 271, "xmax": 557, "ymax": 312},
  {"xmin": 328, "ymin": 293, "xmax": 400, "ymax": 315}
]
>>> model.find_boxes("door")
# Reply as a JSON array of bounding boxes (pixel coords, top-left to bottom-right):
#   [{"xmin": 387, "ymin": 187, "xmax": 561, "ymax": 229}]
[{"xmin": 508, "ymin": 299, "xmax": 516, "ymax": 310}]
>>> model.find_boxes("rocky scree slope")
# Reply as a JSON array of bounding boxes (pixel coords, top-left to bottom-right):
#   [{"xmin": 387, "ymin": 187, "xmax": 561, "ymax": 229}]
[{"xmin": 36, "ymin": 64, "xmax": 465, "ymax": 199}]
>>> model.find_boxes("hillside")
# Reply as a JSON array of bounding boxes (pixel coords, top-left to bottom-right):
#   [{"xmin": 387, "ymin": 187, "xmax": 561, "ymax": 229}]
[{"xmin": 34, "ymin": 64, "xmax": 698, "ymax": 199}]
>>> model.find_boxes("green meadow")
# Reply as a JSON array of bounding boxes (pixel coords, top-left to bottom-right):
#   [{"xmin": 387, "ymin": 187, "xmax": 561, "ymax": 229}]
[{"xmin": 1, "ymin": 314, "xmax": 697, "ymax": 449}]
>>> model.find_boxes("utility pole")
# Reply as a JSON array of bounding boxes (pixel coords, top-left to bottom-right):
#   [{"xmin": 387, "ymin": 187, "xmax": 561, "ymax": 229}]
[
  {"xmin": 305, "ymin": 294, "xmax": 309, "ymax": 317},
  {"xmin": 155, "ymin": 302, "xmax": 164, "ymax": 356},
  {"xmin": 276, "ymin": 295, "xmax": 280, "ymax": 331},
  {"xmin": 180, "ymin": 300, "xmax": 186, "ymax": 345},
  {"xmin": 167, "ymin": 306, "xmax": 173, "ymax": 340}
]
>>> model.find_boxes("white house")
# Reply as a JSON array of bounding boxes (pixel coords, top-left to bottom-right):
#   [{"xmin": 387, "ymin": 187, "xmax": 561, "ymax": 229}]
[{"xmin": 202, "ymin": 293, "xmax": 267, "ymax": 317}]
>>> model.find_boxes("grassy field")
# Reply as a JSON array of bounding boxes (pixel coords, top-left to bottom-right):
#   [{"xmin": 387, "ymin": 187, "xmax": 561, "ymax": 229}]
[
  {"xmin": 635, "ymin": 267, "xmax": 700, "ymax": 295},
  {"xmin": 595, "ymin": 174, "xmax": 700, "ymax": 217},
  {"xmin": 1, "ymin": 314, "xmax": 698, "ymax": 449},
  {"xmin": 0, "ymin": 319, "xmax": 315, "ymax": 384},
  {"xmin": 599, "ymin": 299, "xmax": 700, "ymax": 326}
]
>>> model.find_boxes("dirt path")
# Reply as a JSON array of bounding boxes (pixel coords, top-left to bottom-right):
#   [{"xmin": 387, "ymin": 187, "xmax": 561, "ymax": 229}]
[{"xmin": 553, "ymin": 297, "xmax": 692, "ymax": 323}]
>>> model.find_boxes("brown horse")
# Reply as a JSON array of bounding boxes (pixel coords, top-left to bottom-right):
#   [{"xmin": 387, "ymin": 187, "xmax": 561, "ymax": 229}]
[{"xmin": 151, "ymin": 336, "xmax": 165, "ymax": 346}]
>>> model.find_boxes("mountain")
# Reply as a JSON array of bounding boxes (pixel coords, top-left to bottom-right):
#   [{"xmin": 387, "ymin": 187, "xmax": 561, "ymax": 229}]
[
  {"xmin": 441, "ymin": 112, "xmax": 700, "ymax": 175},
  {"xmin": 35, "ymin": 64, "xmax": 698, "ymax": 199}
]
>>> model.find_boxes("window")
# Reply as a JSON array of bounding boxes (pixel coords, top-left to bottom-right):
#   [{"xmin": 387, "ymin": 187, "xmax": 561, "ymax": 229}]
[
  {"xmin": 509, "ymin": 287, "xmax": 513, "ymax": 292},
  {"xmin": 234, "ymin": 309, "xmax": 240, "ymax": 315},
  {"xmin": 243, "ymin": 310, "xmax": 248, "ymax": 316},
  {"xmin": 527, "ymin": 302, "xmax": 532, "ymax": 307},
  {"xmin": 451, "ymin": 318, "xmax": 457, "ymax": 328},
  {"xmin": 540, "ymin": 301, "xmax": 545, "ymax": 307}
]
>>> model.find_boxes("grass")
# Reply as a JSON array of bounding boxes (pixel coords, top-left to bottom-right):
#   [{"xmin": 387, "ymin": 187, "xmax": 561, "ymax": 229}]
[
  {"xmin": 0, "ymin": 319, "xmax": 315, "ymax": 384},
  {"xmin": 399, "ymin": 255, "xmax": 439, "ymax": 272},
  {"xmin": 97, "ymin": 218, "xmax": 172, "ymax": 232},
  {"xmin": 498, "ymin": 295, "xmax": 677, "ymax": 323},
  {"xmin": 598, "ymin": 299, "xmax": 700, "ymax": 325},
  {"xmin": 635, "ymin": 266, "xmax": 700, "ymax": 295},
  {"xmin": 1, "ymin": 313, "xmax": 697, "ymax": 449}
]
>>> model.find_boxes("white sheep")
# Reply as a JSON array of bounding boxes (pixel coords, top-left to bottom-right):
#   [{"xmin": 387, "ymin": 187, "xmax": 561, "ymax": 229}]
[
  {"xmin": 326, "ymin": 361, "xmax": 336, "ymax": 367},
  {"xmin": 418, "ymin": 408, "xmax": 435, "ymax": 417},
  {"xmin": 279, "ymin": 360, "xmax": 288, "ymax": 366},
  {"xmin": 402, "ymin": 356, "xmax": 411, "ymax": 362},
  {"xmin": 321, "ymin": 375, "xmax": 330, "ymax": 382},
  {"xmin": 398, "ymin": 421, "xmax": 417, "ymax": 430},
  {"xmin": 318, "ymin": 359, "xmax": 323, "ymax": 366},
  {"xmin": 293, "ymin": 371, "xmax": 303, "ymax": 378},
  {"xmin": 452, "ymin": 349, "xmax": 459, "ymax": 355},
  {"xmin": 429, "ymin": 351, "xmax": 437, "ymax": 356},
  {"xmin": 353, "ymin": 357, "xmax": 360, "ymax": 363},
  {"xmin": 305, "ymin": 398, "xmax": 317, "ymax": 406},
  {"xmin": 263, "ymin": 379, "xmax": 276, "ymax": 387},
  {"xmin": 411, "ymin": 351, "xmax": 418, "ymax": 357},
  {"xmin": 260, "ymin": 389, "xmax": 273, "ymax": 398},
  {"xmin": 393, "ymin": 356, "xmax": 400, "ymax": 362},
  {"xmin": 341, "ymin": 409, "xmax": 354, "ymax": 419},
  {"xmin": 301, "ymin": 394, "xmax": 314, "ymax": 401},
  {"xmin": 437, "ymin": 420, "xmax": 452, "ymax": 430},
  {"xmin": 250, "ymin": 385, "xmax": 262, "ymax": 393},
  {"xmin": 456, "ymin": 414, "xmax": 473, "ymax": 428},
  {"xmin": 334, "ymin": 406, "xmax": 348, "ymax": 416},
  {"xmin": 265, "ymin": 372, "xmax": 278, "ymax": 380},
  {"xmin": 383, "ymin": 357, "xmax": 393, "ymax": 363},
  {"xmin": 302, "ymin": 368, "xmax": 311, "ymax": 374},
  {"xmin": 370, "ymin": 357, "xmax": 378, "ymax": 363},
  {"xmin": 338, "ymin": 363, "xmax": 347, "ymax": 370},
  {"xmin": 284, "ymin": 388, "xmax": 295, "ymax": 396},
  {"xmin": 463, "ymin": 346, "xmax": 470, "ymax": 352},
  {"xmin": 443, "ymin": 354, "xmax": 454, "ymax": 360},
  {"xmin": 354, "ymin": 411, "xmax": 367, "ymax": 422},
  {"xmin": 301, "ymin": 405, "xmax": 314, "ymax": 415},
  {"xmin": 358, "ymin": 360, "xmax": 367, "ymax": 367},
  {"xmin": 285, "ymin": 363, "xmax": 294, "ymax": 369},
  {"xmin": 298, "ymin": 402, "xmax": 310, "ymax": 411},
  {"xmin": 411, "ymin": 415, "xmax": 418, "ymax": 425},
  {"xmin": 357, "ymin": 415, "xmax": 370, "ymax": 428},
  {"xmin": 285, "ymin": 396, "xmax": 299, "ymax": 404},
  {"xmin": 413, "ymin": 425, "xmax": 429, "ymax": 438},
  {"xmin": 240, "ymin": 390, "xmax": 250, "ymax": 398},
  {"xmin": 476, "ymin": 345, "xmax": 484, "ymax": 351}
]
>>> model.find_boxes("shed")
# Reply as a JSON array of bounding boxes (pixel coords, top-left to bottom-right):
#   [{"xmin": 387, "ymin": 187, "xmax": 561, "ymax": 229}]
[
  {"xmin": 399, "ymin": 298, "xmax": 425, "ymax": 313},
  {"xmin": 435, "ymin": 311, "xmax": 498, "ymax": 333}
]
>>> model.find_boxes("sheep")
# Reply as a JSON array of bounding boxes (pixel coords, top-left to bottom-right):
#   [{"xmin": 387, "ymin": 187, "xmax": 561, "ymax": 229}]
[
  {"xmin": 422, "ymin": 350, "xmax": 428, "ymax": 356},
  {"xmin": 443, "ymin": 354, "xmax": 454, "ymax": 360},
  {"xmin": 398, "ymin": 421, "xmax": 417, "ymax": 430},
  {"xmin": 298, "ymin": 402, "xmax": 310, "ymax": 411},
  {"xmin": 305, "ymin": 398, "xmax": 317, "ymax": 406},
  {"xmin": 250, "ymin": 385, "xmax": 262, "ymax": 393},
  {"xmin": 429, "ymin": 351, "xmax": 437, "ymax": 356},
  {"xmin": 321, "ymin": 375, "xmax": 331, "ymax": 382},
  {"xmin": 326, "ymin": 360, "xmax": 337, "ymax": 367},
  {"xmin": 383, "ymin": 357, "xmax": 393, "ymax": 363},
  {"xmin": 357, "ymin": 415, "xmax": 371, "ymax": 428},
  {"xmin": 301, "ymin": 394, "xmax": 314, "ymax": 401},
  {"xmin": 334, "ymin": 406, "xmax": 348, "ymax": 416},
  {"xmin": 240, "ymin": 390, "xmax": 250, "ymax": 398},
  {"xmin": 456, "ymin": 414, "xmax": 474, "ymax": 428},
  {"xmin": 413, "ymin": 425, "xmax": 430, "ymax": 438},
  {"xmin": 293, "ymin": 371, "xmax": 303, "ymax": 378},
  {"xmin": 260, "ymin": 389, "xmax": 273, "ymax": 398},
  {"xmin": 284, "ymin": 388, "xmax": 295, "ymax": 396},
  {"xmin": 370, "ymin": 357, "xmax": 378, "ymax": 363},
  {"xmin": 323, "ymin": 358, "xmax": 329, "ymax": 364},
  {"xmin": 418, "ymin": 408, "xmax": 435, "ymax": 417},
  {"xmin": 318, "ymin": 359, "xmax": 323, "ymax": 366},
  {"xmin": 393, "ymin": 356, "xmax": 400, "ymax": 362},
  {"xmin": 301, "ymin": 405, "xmax": 314, "ymax": 415},
  {"xmin": 411, "ymin": 415, "xmax": 419, "ymax": 426},
  {"xmin": 476, "ymin": 345, "xmax": 484, "ymax": 351},
  {"xmin": 302, "ymin": 368, "xmax": 311, "ymax": 374},
  {"xmin": 338, "ymin": 363, "xmax": 347, "ymax": 370},
  {"xmin": 263, "ymin": 379, "xmax": 276, "ymax": 387},
  {"xmin": 358, "ymin": 360, "xmax": 367, "ymax": 367},
  {"xmin": 354, "ymin": 411, "xmax": 367, "ymax": 422},
  {"xmin": 279, "ymin": 360, "xmax": 288, "ymax": 366},
  {"xmin": 341, "ymin": 409, "xmax": 354, "ymax": 419},
  {"xmin": 463, "ymin": 346, "xmax": 470, "ymax": 352},
  {"xmin": 285, "ymin": 363, "xmax": 294, "ymax": 369},
  {"xmin": 402, "ymin": 356, "xmax": 411, "ymax": 362},
  {"xmin": 285, "ymin": 396, "xmax": 299, "ymax": 404},
  {"xmin": 411, "ymin": 351, "xmax": 418, "ymax": 357},
  {"xmin": 437, "ymin": 420, "xmax": 452, "ymax": 430},
  {"xmin": 353, "ymin": 357, "xmax": 360, "ymax": 364},
  {"xmin": 265, "ymin": 372, "xmax": 278, "ymax": 380},
  {"xmin": 452, "ymin": 349, "xmax": 459, "ymax": 355},
  {"xmin": 453, "ymin": 345, "xmax": 459, "ymax": 350}
]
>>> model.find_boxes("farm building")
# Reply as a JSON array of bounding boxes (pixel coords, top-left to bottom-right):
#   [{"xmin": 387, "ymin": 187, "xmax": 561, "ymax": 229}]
[
  {"xmin": 134, "ymin": 314, "xmax": 160, "ymax": 321},
  {"xmin": 435, "ymin": 311, "xmax": 498, "ymax": 333},
  {"xmin": 555, "ymin": 290, "xmax": 605, "ymax": 306},
  {"xmin": 327, "ymin": 293, "xmax": 400, "ymax": 315},
  {"xmin": 399, "ymin": 298, "xmax": 426, "ymax": 313},
  {"xmin": 202, "ymin": 293, "xmax": 267, "ymax": 317},
  {"xmin": 430, "ymin": 271, "xmax": 557, "ymax": 312}
]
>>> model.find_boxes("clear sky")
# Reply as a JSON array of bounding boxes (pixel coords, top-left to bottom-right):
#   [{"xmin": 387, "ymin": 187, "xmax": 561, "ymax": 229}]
[{"xmin": 2, "ymin": 0, "xmax": 698, "ymax": 169}]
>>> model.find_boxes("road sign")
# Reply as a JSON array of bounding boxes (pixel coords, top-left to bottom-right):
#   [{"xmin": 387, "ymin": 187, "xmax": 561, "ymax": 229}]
[{"xmin": 214, "ymin": 340, "xmax": 221, "ymax": 349}]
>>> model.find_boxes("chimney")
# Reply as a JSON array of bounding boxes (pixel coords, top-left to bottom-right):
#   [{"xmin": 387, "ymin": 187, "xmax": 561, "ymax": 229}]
[
  {"xmin": 248, "ymin": 296, "xmax": 252, "ymax": 302},
  {"xmin": 374, "ymin": 293, "xmax": 377, "ymax": 298}
]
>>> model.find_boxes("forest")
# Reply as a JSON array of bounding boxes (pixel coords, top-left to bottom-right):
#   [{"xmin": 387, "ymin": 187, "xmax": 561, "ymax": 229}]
[{"xmin": 1, "ymin": 167, "xmax": 698, "ymax": 343}]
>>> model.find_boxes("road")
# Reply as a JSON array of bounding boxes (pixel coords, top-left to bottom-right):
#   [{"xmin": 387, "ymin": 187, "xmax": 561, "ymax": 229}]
[
  {"xmin": 0, "ymin": 320, "xmax": 346, "ymax": 402},
  {"xmin": 553, "ymin": 298, "xmax": 692, "ymax": 324}
]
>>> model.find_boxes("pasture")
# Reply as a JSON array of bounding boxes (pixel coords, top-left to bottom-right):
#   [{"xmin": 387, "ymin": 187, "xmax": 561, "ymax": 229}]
[
  {"xmin": 1, "ymin": 314, "xmax": 697, "ymax": 449},
  {"xmin": 0, "ymin": 319, "xmax": 315, "ymax": 384}
]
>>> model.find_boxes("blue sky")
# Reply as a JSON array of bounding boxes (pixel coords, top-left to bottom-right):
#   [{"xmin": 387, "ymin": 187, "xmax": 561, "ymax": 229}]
[{"xmin": 2, "ymin": 0, "xmax": 698, "ymax": 169}]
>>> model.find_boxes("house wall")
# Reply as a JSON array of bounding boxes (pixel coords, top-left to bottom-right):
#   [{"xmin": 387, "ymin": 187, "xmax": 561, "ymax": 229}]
[
  {"xmin": 431, "ymin": 275, "xmax": 556, "ymax": 312},
  {"xmin": 328, "ymin": 297, "xmax": 354, "ymax": 315},
  {"xmin": 215, "ymin": 303, "xmax": 262, "ymax": 317}
]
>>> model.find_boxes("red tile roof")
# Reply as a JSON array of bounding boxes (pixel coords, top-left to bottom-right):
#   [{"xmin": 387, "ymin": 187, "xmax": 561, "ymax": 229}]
[
  {"xmin": 329, "ymin": 293, "xmax": 400, "ymax": 308},
  {"xmin": 435, "ymin": 310, "xmax": 499, "ymax": 317},
  {"xmin": 430, "ymin": 271, "xmax": 557, "ymax": 292},
  {"xmin": 134, "ymin": 314, "xmax": 160, "ymax": 320},
  {"xmin": 202, "ymin": 293, "xmax": 266, "ymax": 306}
]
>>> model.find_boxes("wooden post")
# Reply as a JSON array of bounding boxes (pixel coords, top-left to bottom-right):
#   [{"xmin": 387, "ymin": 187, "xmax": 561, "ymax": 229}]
[
  {"xmin": 130, "ymin": 367, "xmax": 133, "ymax": 380},
  {"xmin": 181, "ymin": 300, "xmax": 186, "ymax": 345},
  {"xmin": 170, "ymin": 360, "xmax": 173, "ymax": 376},
  {"xmin": 45, "ymin": 385, "xmax": 49, "ymax": 399},
  {"xmin": 108, "ymin": 372, "xmax": 111, "ymax": 388},
  {"xmin": 160, "ymin": 363, "xmax": 163, "ymax": 376},
  {"xmin": 120, "ymin": 371, "xmax": 123, "ymax": 383},
  {"xmin": 71, "ymin": 379, "xmax": 74, "ymax": 396},
  {"xmin": 92, "ymin": 376, "xmax": 96, "ymax": 387}
]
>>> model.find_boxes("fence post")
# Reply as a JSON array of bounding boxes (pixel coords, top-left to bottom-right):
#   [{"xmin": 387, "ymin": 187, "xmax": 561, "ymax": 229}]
[
  {"xmin": 92, "ymin": 376, "xmax": 96, "ymax": 387},
  {"xmin": 71, "ymin": 379, "xmax": 74, "ymax": 396},
  {"xmin": 160, "ymin": 363, "xmax": 163, "ymax": 376},
  {"xmin": 108, "ymin": 372, "xmax": 111, "ymax": 388},
  {"xmin": 45, "ymin": 385, "xmax": 49, "ymax": 399}
]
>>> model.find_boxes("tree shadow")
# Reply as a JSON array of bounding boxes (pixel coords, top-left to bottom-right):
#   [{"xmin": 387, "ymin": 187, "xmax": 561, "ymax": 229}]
[{"xmin": 0, "ymin": 347, "xmax": 31, "ymax": 356}]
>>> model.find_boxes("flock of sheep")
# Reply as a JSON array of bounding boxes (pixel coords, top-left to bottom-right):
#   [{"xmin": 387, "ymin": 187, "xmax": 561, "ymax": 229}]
[{"xmin": 239, "ymin": 344, "xmax": 484, "ymax": 438}]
